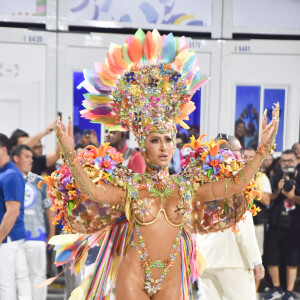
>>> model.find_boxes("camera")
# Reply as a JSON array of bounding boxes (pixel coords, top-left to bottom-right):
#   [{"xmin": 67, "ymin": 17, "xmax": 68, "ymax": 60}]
[{"xmin": 282, "ymin": 167, "xmax": 296, "ymax": 192}]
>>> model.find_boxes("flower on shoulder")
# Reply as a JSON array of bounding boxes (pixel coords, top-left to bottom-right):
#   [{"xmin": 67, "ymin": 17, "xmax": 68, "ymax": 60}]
[
  {"xmin": 38, "ymin": 170, "xmax": 59, "ymax": 189},
  {"xmin": 219, "ymin": 163, "xmax": 230, "ymax": 176},
  {"xmin": 251, "ymin": 190, "xmax": 262, "ymax": 201},
  {"xmin": 78, "ymin": 147, "xmax": 97, "ymax": 159},
  {"xmin": 94, "ymin": 155, "xmax": 117, "ymax": 174},
  {"xmin": 203, "ymin": 154, "xmax": 225, "ymax": 176},
  {"xmin": 83, "ymin": 143, "xmax": 123, "ymax": 165},
  {"xmin": 60, "ymin": 164, "xmax": 71, "ymax": 176},
  {"xmin": 68, "ymin": 190, "xmax": 78, "ymax": 200},
  {"xmin": 229, "ymin": 159, "xmax": 243, "ymax": 172},
  {"xmin": 96, "ymin": 143, "xmax": 114, "ymax": 158},
  {"xmin": 199, "ymin": 150, "xmax": 208, "ymax": 162},
  {"xmin": 195, "ymin": 147, "xmax": 205, "ymax": 159},
  {"xmin": 201, "ymin": 139, "xmax": 227, "ymax": 157},
  {"xmin": 219, "ymin": 148, "xmax": 234, "ymax": 159},
  {"xmin": 106, "ymin": 147, "xmax": 123, "ymax": 165}
]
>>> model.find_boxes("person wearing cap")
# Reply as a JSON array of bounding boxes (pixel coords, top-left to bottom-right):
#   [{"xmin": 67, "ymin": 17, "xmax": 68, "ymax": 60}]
[{"xmin": 104, "ymin": 128, "xmax": 146, "ymax": 174}]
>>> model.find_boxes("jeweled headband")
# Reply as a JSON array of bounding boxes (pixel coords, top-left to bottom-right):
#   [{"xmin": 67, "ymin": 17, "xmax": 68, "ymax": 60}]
[{"xmin": 80, "ymin": 29, "xmax": 210, "ymax": 150}]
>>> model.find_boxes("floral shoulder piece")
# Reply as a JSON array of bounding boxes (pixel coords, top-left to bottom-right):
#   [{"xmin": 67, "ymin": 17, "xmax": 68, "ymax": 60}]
[
  {"xmin": 40, "ymin": 143, "xmax": 132, "ymax": 233},
  {"xmin": 179, "ymin": 135, "xmax": 261, "ymax": 234}
]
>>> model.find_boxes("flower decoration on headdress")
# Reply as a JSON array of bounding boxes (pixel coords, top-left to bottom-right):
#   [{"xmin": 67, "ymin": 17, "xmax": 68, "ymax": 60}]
[{"xmin": 80, "ymin": 29, "xmax": 210, "ymax": 150}]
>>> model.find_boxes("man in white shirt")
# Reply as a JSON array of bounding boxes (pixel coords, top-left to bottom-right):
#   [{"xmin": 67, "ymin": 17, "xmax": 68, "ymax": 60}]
[
  {"xmin": 243, "ymin": 147, "xmax": 272, "ymax": 292},
  {"xmin": 197, "ymin": 135, "xmax": 264, "ymax": 300}
]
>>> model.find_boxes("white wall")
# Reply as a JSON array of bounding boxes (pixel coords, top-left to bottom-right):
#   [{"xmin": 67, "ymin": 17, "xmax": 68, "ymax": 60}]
[
  {"xmin": 0, "ymin": 28, "xmax": 57, "ymax": 153},
  {"xmin": 220, "ymin": 40, "xmax": 300, "ymax": 149},
  {"xmin": 0, "ymin": 1, "xmax": 300, "ymax": 151}
]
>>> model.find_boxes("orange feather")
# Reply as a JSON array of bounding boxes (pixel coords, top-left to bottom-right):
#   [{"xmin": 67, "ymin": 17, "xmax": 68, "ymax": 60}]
[
  {"xmin": 128, "ymin": 37, "xmax": 143, "ymax": 63},
  {"xmin": 106, "ymin": 52, "xmax": 123, "ymax": 75},
  {"xmin": 178, "ymin": 101, "xmax": 196, "ymax": 120},
  {"xmin": 144, "ymin": 31, "xmax": 155, "ymax": 61},
  {"xmin": 114, "ymin": 46, "xmax": 128, "ymax": 70},
  {"xmin": 98, "ymin": 63, "xmax": 118, "ymax": 81}
]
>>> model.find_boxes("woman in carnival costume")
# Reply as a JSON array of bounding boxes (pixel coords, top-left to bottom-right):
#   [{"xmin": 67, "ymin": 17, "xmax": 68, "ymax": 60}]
[{"xmin": 44, "ymin": 29, "xmax": 279, "ymax": 300}]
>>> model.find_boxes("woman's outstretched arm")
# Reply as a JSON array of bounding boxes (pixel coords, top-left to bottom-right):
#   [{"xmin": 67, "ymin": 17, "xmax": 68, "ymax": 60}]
[
  {"xmin": 56, "ymin": 117, "xmax": 126, "ymax": 205},
  {"xmin": 195, "ymin": 103, "xmax": 279, "ymax": 202}
]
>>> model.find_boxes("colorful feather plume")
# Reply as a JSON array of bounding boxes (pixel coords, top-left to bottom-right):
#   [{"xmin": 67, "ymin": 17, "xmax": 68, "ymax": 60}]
[
  {"xmin": 45, "ymin": 217, "xmax": 132, "ymax": 300},
  {"xmin": 79, "ymin": 29, "xmax": 210, "ymax": 148}
]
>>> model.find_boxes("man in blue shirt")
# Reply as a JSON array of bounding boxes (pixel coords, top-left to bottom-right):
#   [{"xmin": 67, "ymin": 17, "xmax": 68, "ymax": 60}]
[
  {"xmin": 0, "ymin": 133, "xmax": 25, "ymax": 300},
  {"xmin": 13, "ymin": 144, "xmax": 55, "ymax": 300}
]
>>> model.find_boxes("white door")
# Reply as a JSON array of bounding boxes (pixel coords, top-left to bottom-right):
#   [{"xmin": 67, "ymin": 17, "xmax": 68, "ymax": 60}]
[
  {"xmin": 0, "ymin": 80, "xmax": 39, "ymax": 137},
  {"xmin": 220, "ymin": 40, "xmax": 300, "ymax": 151},
  {"xmin": 0, "ymin": 28, "xmax": 57, "ymax": 152}
]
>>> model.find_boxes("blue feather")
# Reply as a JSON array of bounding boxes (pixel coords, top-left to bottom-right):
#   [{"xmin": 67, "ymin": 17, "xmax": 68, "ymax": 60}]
[
  {"xmin": 191, "ymin": 69, "xmax": 200, "ymax": 86},
  {"xmin": 84, "ymin": 70, "xmax": 113, "ymax": 92},
  {"xmin": 182, "ymin": 55, "xmax": 196, "ymax": 75},
  {"xmin": 56, "ymin": 249, "xmax": 73, "ymax": 263},
  {"xmin": 162, "ymin": 33, "xmax": 176, "ymax": 64}
]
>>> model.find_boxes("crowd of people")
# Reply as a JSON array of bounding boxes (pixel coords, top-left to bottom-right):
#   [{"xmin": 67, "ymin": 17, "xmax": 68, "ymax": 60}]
[
  {"xmin": 0, "ymin": 124, "xmax": 57, "ymax": 300},
  {"xmin": 2, "ymin": 120, "xmax": 299, "ymax": 300},
  {"xmin": 171, "ymin": 131, "xmax": 300, "ymax": 299}
]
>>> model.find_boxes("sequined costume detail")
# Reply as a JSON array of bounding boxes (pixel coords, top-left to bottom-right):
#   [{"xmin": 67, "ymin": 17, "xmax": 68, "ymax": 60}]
[{"xmin": 131, "ymin": 223, "xmax": 182, "ymax": 296}]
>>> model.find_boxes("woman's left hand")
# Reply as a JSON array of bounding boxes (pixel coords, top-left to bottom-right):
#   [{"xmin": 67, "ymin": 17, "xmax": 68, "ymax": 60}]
[{"xmin": 260, "ymin": 102, "xmax": 279, "ymax": 149}]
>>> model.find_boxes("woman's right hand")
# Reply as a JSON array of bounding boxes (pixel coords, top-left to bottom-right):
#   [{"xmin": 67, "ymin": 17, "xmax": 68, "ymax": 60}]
[{"xmin": 56, "ymin": 116, "xmax": 75, "ymax": 155}]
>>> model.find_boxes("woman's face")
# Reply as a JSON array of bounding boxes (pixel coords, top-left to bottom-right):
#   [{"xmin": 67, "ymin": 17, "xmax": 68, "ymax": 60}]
[
  {"xmin": 262, "ymin": 154, "xmax": 273, "ymax": 169},
  {"xmin": 145, "ymin": 132, "xmax": 175, "ymax": 167},
  {"xmin": 293, "ymin": 143, "xmax": 300, "ymax": 159},
  {"xmin": 235, "ymin": 122, "xmax": 245, "ymax": 137}
]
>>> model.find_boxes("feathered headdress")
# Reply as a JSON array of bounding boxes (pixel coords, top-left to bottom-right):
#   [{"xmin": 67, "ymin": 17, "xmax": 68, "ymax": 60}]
[{"xmin": 80, "ymin": 28, "xmax": 210, "ymax": 149}]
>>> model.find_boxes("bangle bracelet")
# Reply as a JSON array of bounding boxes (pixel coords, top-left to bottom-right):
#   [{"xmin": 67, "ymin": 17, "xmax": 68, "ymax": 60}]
[
  {"xmin": 65, "ymin": 151, "xmax": 77, "ymax": 167},
  {"xmin": 256, "ymin": 143, "xmax": 266, "ymax": 156}
]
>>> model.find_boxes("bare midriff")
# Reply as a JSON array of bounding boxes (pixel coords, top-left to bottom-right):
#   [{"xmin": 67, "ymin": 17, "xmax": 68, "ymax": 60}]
[
  {"xmin": 115, "ymin": 212, "xmax": 184, "ymax": 300},
  {"xmin": 116, "ymin": 183, "xmax": 188, "ymax": 298}
]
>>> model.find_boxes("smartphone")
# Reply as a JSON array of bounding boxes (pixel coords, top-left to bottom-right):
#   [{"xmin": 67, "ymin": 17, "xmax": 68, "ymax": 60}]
[
  {"xmin": 57, "ymin": 112, "xmax": 62, "ymax": 121},
  {"xmin": 83, "ymin": 129, "xmax": 91, "ymax": 137}
]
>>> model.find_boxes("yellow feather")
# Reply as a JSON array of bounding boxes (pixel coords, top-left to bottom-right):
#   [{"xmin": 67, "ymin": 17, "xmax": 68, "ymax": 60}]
[
  {"xmin": 98, "ymin": 74, "xmax": 116, "ymax": 87},
  {"xmin": 174, "ymin": 117, "xmax": 190, "ymax": 129},
  {"xmin": 69, "ymin": 276, "xmax": 90, "ymax": 300},
  {"xmin": 74, "ymin": 251, "xmax": 88, "ymax": 275},
  {"xmin": 125, "ymin": 196, "xmax": 132, "ymax": 222},
  {"xmin": 196, "ymin": 247, "xmax": 207, "ymax": 275},
  {"xmin": 48, "ymin": 234, "xmax": 79, "ymax": 245}
]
